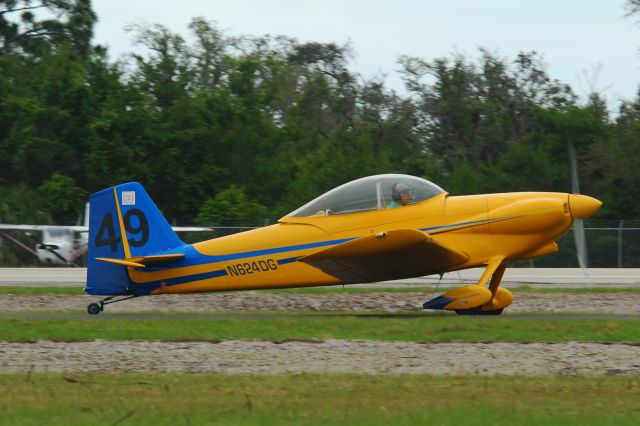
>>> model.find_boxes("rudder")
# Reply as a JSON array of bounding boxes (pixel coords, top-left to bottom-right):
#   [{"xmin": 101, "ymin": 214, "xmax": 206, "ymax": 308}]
[{"xmin": 85, "ymin": 182, "xmax": 184, "ymax": 295}]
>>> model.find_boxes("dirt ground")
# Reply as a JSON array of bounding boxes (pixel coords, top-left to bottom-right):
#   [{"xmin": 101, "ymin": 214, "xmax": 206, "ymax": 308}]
[
  {"xmin": 1, "ymin": 340, "xmax": 639, "ymax": 375},
  {"xmin": 0, "ymin": 291, "xmax": 639, "ymax": 313}
]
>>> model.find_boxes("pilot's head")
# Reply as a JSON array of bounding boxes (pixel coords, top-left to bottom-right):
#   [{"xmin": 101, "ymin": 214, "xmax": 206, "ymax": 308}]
[{"xmin": 392, "ymin": 183, "xmax": 413, "ymax": 206}]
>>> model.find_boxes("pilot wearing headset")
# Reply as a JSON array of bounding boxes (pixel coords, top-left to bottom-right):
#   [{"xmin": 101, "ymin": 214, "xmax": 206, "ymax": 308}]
[{"xmin": 387, "ymin": 183, "xmax": 414, "ymax": 208}]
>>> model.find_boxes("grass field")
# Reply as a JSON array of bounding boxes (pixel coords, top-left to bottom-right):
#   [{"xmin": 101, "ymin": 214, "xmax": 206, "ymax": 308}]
[
  {"xmin": 2, "ymin": 286, "xmax": 637, "ymax": 424},
  {"xmin": 1, "ymin": 314, "xmax": 638, "ymax": 343},
  {"xmin": 1, "ymin": 374, "xmax": 638, "ymax": 425}
]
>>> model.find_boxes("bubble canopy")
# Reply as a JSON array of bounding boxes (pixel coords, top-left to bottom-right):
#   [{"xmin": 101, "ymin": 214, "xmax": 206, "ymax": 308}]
[{"xmin": 286, "ymin": 174, "xmax": 446, "ymax": 217}]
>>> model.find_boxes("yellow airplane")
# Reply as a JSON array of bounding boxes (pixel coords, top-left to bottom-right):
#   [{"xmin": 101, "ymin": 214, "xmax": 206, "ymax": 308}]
[{"xmin": 85, "ymin": 174, "xmax": 602, "ymax": 315}]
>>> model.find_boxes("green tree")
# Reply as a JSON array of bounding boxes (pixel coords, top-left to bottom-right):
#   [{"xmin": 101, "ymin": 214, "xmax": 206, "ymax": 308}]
[
  {"xmin": 0, "ymin": 184, "xmax": 50, "ymax": 223},
  {"xmin": 0, "ymin": 0, "xmax": 96, "ymax": 58},
  {"xmin": 585, "ymin": 98, "xmax": 640, "ymax": 219},
  {"xmin": 400, "ymin": 50, "xmax": 575, "ymax": 171},
  {"xmin": 197, "ymin": 185, "xmax": 268, "ymax": 226},
  {"xmin": 37, "ymin": 172, "xmax": 85, "ymax": 223}
]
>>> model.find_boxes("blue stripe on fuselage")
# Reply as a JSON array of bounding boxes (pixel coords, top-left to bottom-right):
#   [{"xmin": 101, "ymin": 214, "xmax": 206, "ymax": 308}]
[
  {"xmin": 277, "ymin": 256, "xmax": 301, "ymax": 265},
  {"xmin": 130, "ymin": 268, "xmax": 228, "ymax": 295},
  {"xmin": 419, "ymin": 218, "xmax": 490, "ymax": 232}
]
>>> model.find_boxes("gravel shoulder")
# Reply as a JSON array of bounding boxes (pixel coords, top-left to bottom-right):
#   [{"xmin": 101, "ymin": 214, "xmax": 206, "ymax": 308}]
[
  {"xmin": 0, "ymin": 292, "xmax": 639, "ymax": 313},
  {"xmin": 2, "ymin": 340, "xmax": 639, "ymax": 375}
]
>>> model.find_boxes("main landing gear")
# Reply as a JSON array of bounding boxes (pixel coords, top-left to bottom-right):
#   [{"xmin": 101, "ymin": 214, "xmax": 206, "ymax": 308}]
[
  {"xmin": 454, "ymin": 307, "xmax": 504, "ymax": 316},
  {"xmin": 423, "ymin": 255, "xmax": 514, "ymax": 315},
  {"xmin": 87, "ymin": 295, "xmax": 139, "ymax": 315}
]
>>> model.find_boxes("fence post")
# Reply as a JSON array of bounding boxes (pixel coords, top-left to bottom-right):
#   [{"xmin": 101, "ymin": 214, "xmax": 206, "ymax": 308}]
[{"xmin": 617, "ymin": 220, "xmax": 624, "ymax": 268}]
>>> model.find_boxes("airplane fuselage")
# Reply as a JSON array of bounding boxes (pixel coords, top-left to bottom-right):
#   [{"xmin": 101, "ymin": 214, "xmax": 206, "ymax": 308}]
[
  {"xmin": 129, "ymin": 192, "xmax": 578, "ymax": 296},
  {"xmin": 84, "ymin": 176, "xmax": 602, "ymax": 315}
]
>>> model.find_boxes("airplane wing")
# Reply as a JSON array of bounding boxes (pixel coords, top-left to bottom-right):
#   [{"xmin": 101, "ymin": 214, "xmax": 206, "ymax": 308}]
[
  {"xmin": 0, "ymin": 224, "xmax": 48, "ymax": 231},
  {"xmin": 0, "ymin": 224, "xmax": 211, "ymax": 233},
  {"xmin": 299, "ymin": 229, "xmax": 468, "ymax": 283},
  {"xmin": 0, "ymin": 224, "xmax": 89, "ymax": 233},
  {"xmin": 172, "ymin": 226, "xmax": 213, "ymax": 232}
]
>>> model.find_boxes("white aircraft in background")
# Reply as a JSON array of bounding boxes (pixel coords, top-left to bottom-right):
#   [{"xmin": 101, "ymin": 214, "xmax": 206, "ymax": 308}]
[{"xmin": 0, "ymin": 203, "xmax": 212, "ymax": 266}]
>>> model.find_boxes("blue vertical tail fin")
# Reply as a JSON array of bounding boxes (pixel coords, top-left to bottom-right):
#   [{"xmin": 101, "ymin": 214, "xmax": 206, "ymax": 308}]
[{"xmin": 85, "ymin": 182, "xmax": 184, "ymax": 295}]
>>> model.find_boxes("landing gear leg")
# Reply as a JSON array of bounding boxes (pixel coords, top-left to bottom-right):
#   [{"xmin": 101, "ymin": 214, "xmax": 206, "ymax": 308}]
[
  {"xmin": 87, "ymin": 295, "xmax": 138, "ymax": 315},
  {"xmin": 424, "ymin": 256, "xmax": 514, "ymax": 314},
  {"xmin": 452, "ymin": 256, "xmax": 512, "ymax": 315},
  {"xmin": 478, "ymin": 262, "xmax": 511, "ymax": 315},
  {"xmin": 487, "ymin": 263, "xmax": 507, "ymax": 296}
]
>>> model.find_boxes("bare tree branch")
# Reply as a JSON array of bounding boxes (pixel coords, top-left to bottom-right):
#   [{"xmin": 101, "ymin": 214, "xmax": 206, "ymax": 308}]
[{"xmin": 0, "ymin": 4, "xmax": 48, "ymax": 17}]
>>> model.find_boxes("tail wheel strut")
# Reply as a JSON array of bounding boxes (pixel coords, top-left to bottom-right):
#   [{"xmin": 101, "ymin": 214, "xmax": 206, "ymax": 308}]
[{"xmin": 87, "ymin": 295, "xmax": 138, "ymax": 315}]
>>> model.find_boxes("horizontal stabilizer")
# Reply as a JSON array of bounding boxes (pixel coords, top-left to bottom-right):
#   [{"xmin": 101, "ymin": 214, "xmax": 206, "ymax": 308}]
[
  {"xmin": 96, "ymin": 253, "xmax": 184, "ymax": 268},
  {"xmin": 299, "ymin": 229, "xmax": 468, "ymax": 283}
]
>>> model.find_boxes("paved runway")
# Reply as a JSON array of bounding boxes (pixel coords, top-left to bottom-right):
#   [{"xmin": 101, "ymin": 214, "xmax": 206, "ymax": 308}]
[{"xmin": 0, "ymin": 267, "xmax": 639, "ymax": 287}]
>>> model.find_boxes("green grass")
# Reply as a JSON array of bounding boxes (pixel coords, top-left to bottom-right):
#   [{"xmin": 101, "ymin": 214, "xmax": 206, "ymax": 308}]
[
  {"xmin": 1, "ymin": 374, "xmax": 638, "ymax": 425},
  {"xmin": 1, "ymin": 314, "xmax": 638, "ymax": 343},
  {"xmin": 2, "ymin": 284, "xmax": 640, "ymax": 295}
]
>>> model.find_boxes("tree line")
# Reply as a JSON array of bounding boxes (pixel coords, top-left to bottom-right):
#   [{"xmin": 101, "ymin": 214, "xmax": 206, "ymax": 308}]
[{"xmin": 1, "ymin": 0, "xmax": 639, "ymax": 229}]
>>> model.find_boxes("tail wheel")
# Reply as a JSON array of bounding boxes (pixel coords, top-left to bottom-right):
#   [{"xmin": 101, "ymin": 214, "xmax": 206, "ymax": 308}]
[{"xmin": 87, "ymin": 303, "xmax": 102, "ymax": 315}]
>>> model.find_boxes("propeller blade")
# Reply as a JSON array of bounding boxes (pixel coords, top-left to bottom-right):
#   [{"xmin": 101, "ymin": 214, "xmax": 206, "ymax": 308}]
[
  {"xmin": 569, "ymin": 141, "xmax": 580, "ymax": 194},
  {"xmin": 573, "ymin": 218, "xmax": 588, "ymax": 271},
  {"xmin": 568, "ymin": 141, "xmax": 588, "ymax": 275}
]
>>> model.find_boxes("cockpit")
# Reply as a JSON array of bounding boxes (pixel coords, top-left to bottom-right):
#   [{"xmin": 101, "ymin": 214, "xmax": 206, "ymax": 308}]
[{"xmin": 286, "ymin": 174, "xmax": 445, "ymax": 217}]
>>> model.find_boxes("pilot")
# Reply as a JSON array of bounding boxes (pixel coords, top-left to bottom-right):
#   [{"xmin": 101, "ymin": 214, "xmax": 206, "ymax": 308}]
[{"xmin": 387, "ymin": 183, "xmax": 413, "ymax": 208}]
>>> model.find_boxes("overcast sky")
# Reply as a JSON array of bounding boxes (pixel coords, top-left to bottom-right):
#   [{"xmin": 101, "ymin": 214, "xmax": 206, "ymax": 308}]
[{"xmin": 92, "ymin": 0, "xmax": 639, "ymax": 109}]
